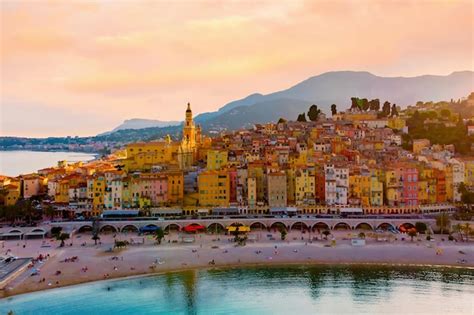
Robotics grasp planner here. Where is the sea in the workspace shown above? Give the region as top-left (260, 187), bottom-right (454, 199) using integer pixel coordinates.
top-left (1, 265), bottom-right (473, 314)
top-left (0, 151), bottom-right (97, 177)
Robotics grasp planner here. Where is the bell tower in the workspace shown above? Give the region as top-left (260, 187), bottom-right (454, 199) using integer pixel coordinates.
top-left (183, 102), bottom-right (196, 147)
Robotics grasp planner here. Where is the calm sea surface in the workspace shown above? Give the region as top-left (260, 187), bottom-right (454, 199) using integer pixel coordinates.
top-left (1, 265), bottom-right (473, 315)
top-left (0, 151), bottom-right (96, 177)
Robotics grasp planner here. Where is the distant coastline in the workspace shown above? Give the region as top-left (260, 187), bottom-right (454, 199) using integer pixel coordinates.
top-left (0, 151), bottom-right (98, 177)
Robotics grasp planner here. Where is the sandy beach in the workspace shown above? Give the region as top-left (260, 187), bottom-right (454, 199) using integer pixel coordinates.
top-left (1, 230), bottom-right (473, 298)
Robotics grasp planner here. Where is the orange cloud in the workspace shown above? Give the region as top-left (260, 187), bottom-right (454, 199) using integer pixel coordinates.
top-left (1, 0), bottom-right (472, 137)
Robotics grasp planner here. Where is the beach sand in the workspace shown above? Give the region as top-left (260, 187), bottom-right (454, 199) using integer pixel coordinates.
top-left (1, 230), bottom-right (473, 298)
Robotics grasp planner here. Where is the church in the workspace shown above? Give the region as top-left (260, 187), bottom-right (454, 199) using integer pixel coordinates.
top-left (178, 102), bottom-right (202, 170)
top-left (122, 102), bottom-right (202, 172)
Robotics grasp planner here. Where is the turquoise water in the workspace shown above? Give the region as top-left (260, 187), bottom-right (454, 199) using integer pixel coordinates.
top-left (0, 151), bottom-right (96, 176)
top-left (1, 266), bottom-right (473, 314)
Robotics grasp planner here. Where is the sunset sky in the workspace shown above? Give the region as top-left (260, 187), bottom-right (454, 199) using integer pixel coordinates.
top-left (1, 0), bottom-right (473, 137)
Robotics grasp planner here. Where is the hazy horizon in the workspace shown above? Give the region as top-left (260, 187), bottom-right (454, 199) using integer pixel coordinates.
top-left (1, 1), bottom-right (473, 137)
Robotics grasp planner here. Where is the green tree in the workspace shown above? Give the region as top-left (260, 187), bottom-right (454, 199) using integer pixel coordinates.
top-left (56, 233), bottom-right (70, 247)
top-left (350, 97), bottom-right (362, 110)
top-left (369, 99), bottom-right (380, 111)
top-left (307, 104), bottom-right (322, 121)
top-left (92, 234), bottom-right (100, 245)
top-left (435, 213), bottom-right (450, 234)
top-left (391, 104), bottom-right (398, 116)
top-left (415, 222), bottom-right (427, 234)
top-left (382, 101), bottom-right (391, 117)
top-left (280, 228), bottom-right (287, 241)
top-left (154, 228), bottom-right (165, 244)
top-left (43, 204), bottom-right (55, 220)
top-left (297, 113), bottom-right (307, 122)
top-left (331, 104), bottom-right (337, 116)
top-left (407, 230), bottom-right (417, 241)
top-left (51, 226), bottom-right (62, 238)
top-left (361, 98), bottom-right (370, 111)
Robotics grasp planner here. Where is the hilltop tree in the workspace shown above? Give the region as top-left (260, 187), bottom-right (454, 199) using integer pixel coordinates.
top-left (297, 113), bottom-right (307, 122)
top-left (391, 104), bottom-right (398, 117)
top-left (369, 99), bottom-right (380, 111)
top-left (331, 104), bottom-right (337, 116)
top-left (350, 97), bottom-right (359, 110)
top-left (307, 104), bottom-right (322, 121)
top-left (382, 101), bottom-right (391, 117)
top-left (361, 98), bottom-right (370, 111)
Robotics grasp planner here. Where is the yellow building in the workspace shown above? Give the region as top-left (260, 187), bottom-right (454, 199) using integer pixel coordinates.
top-left (2, 183), bottom-right (20, 206)
top-left (198, 170), bottom-right (230, 207)
top-left (91, 175), bottom-right (106, 215)
top-left (206, 150), bottom-right (228, 170)
top-left (413, 139), bottom-right (430, 154)
top-left (464, 159), bottom-right (474, 186)
top-left (166, 171), bottom-right (184, 205)
top-left (370, 172), bottom-right (383, 206)
top-left (349, 174), bottom-right (370, 206)
top-left (123, 139), bottom-right (179, 172)
top-left (295, 168), bottom-right (315, 204)
top-left (385, 169), bottom-right (401, 206)
top-left (418, 180), bottom-right (429, 204)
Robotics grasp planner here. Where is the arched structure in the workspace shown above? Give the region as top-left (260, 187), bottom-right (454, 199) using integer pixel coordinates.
top-left (249, 222), bottom-right (266, 230)
top-left (228, 222), bottom-right (244, 227)
top-left (291, 222), bottom-right (309, 231)
top-left (164, 223), bottom-right (181, 232)
top-left (121, 225), bottom-right (139, 233)
top-left (100, 225), bottom-right (118, 233)
top-left (312, 222), bottom-right (330, 232)
top-left (77, 225), bottom-right (93, 233)
top-left (270, 221), bottom-right (287, 231)
top-left (376, 222), bottom-right (396, 231)
top-left (354, 222), bottom-right (373, 230)
top-left (333, 222), bottom-right (351, 230)
top-left (207, 222), bottom-right (225, 233)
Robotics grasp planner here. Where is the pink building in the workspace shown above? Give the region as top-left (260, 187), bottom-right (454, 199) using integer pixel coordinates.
top-left (401, 167), bottom-right (418, 206)
top-left (139, 174), bottom-right (168, 206)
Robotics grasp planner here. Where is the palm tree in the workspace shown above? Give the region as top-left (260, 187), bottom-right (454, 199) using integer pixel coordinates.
top-left (56, 233), bottom-right (70, 247)
top-left (280, 229), bottom-right (287, 241)
top-left (154, 228), bottom-right (165, 244)
top-left (436, 213), bottom-right (450, 234)
top-left (43, 204), bottom-right (55, 220)
top-left (92, 234), bottom-right (100, 245)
